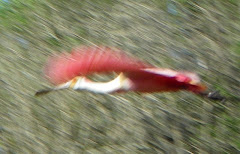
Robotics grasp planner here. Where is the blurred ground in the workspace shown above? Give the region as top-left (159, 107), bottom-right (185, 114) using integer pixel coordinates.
top-left (0, 0), bottom-right (240, 153)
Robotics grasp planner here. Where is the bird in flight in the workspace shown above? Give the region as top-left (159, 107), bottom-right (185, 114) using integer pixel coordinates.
top-left (35, 46), bottom-right (225, 101)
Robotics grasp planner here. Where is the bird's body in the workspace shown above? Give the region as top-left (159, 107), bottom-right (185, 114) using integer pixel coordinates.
top-left (65, 68), bottom-right (205, 94)
top-left (35, 46), bottom-right (209, 96)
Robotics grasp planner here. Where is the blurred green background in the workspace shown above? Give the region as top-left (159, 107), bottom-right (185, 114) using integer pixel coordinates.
top-left (0, 0), bottom-right (240, 153)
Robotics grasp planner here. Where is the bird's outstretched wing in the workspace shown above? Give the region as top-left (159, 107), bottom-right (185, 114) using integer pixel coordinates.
top-left (125, 68), bottom-right (207, 93)
top-left (44, 46), bottom-right (152, 84)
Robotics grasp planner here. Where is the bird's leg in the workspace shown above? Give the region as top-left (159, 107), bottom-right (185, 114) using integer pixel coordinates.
top-left (199, 90), bottom-right (226, 102)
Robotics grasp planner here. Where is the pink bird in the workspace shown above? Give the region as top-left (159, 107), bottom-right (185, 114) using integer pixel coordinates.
top-left (36, 46), bottom-right (225, 101)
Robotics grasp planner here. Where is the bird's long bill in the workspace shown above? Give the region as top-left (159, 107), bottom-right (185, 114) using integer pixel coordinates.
top-left (35, 80), bottom-right (72, 96)
top-left (35, 88), bottom-right (55, 96)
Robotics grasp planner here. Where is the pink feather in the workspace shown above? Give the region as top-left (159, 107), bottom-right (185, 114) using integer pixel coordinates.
top-left (44, 46), bottom-right (151, 84)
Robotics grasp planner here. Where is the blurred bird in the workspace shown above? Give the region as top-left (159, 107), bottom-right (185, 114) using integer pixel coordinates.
top-left (35, 46), bottom-right (225, 101)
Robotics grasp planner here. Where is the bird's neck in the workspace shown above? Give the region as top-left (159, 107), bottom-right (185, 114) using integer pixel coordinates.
top-left (72, 73), bottom-right (131, 93)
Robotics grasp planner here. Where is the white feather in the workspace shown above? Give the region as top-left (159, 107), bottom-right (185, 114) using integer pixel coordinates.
top-left (72, 74), bottom-right (131, 93)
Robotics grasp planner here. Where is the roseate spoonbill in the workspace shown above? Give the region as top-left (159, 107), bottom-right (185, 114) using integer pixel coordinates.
top-left (35, 46), bottom-right (225, 101)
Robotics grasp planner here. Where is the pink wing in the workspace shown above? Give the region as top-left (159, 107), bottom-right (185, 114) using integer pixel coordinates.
top-left (44, 46), bottom-right (152, 84)
top-left (125, 68), bottom-right (207, 93)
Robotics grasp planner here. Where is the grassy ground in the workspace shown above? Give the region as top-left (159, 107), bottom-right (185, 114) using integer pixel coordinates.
top-left (0, 0), bottom-right (240, 153)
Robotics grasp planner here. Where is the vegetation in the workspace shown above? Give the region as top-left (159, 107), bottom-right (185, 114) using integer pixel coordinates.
top-left (0, 0), bottom-right (239, 153)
